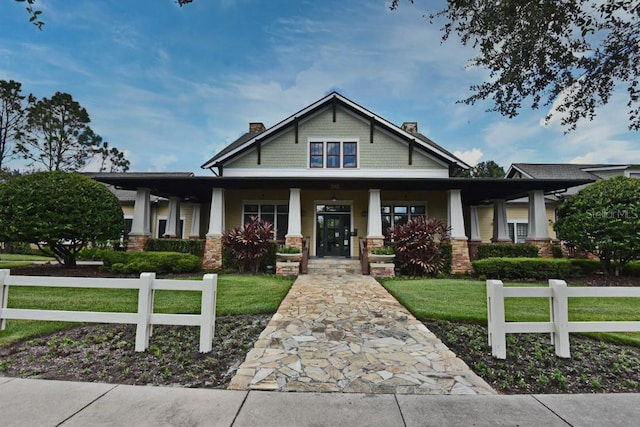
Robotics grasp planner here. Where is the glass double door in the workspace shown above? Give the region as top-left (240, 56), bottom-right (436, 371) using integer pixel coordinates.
top-left (316, 206), bottom-right (351, 257)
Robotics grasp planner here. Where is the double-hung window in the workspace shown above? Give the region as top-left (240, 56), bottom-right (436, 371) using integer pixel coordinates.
top-left (309, 140), bottom-right (358, 168)
top-left (243, 203), bottom-right (289, 241)
top-left (508, 221), bottom-right (528, 243)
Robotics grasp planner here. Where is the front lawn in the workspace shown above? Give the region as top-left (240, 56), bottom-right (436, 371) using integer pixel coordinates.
top-left (0, 274), bottom-right (292, 347)
top-left (380, 278), bottom-right (640, 346)
top-left (0, 254), bottom-right (55, 262)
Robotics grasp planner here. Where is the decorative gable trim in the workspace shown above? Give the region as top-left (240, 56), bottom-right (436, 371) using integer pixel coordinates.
top-left (201, 92), bottom-right (470, 170)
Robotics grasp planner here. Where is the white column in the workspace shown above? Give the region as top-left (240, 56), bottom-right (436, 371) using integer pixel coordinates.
top-left (285, 188), bottom-right (302, 238)
top-left (447, 189), bottom-right (467, 240)
top-left (367, 189), bottom-right (383, 238)
top-left (469, 206), bottom-right (481, 241)
top-left (130, 188), bottom-right (151, 236)
top-left (164, 197), bottom-right (181, 238)
top-left (189, 204), bottom-right (201, 239)
top-left (207, 188), bottom-right (225, 236)
top-left (527, 190), bottom-right (549, 239)
top-left (492, 200), bottom-right (510, 242)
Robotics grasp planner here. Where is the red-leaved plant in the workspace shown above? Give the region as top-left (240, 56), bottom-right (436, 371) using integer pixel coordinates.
top-left (387, 217), bottom-right (451, 276)
top-left (222, 217), bottom-right (274, 273)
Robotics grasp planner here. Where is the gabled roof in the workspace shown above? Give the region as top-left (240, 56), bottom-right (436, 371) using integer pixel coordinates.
top-left (201, 92), bottom-right (470, 170)
top-left (506, 163), bottom-right (602, 180)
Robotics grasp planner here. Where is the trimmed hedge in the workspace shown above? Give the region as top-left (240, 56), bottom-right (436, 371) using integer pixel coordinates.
top-left (476, 244), bottom-right (539, 259)
top-left (144, 238), bottom-right (205, 257)
top-left (622, 261), bottom-right (640, 277)
top-left (93, 250), bottom-right (201, 274)
top-left (472, 257), bottom-right (582, 280)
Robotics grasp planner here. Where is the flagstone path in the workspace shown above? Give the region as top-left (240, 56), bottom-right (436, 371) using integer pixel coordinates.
top-left (228, 273), bottom-right (495, 395)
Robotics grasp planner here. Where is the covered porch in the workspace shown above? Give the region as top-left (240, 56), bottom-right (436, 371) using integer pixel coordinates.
top-left (89, 174), bottom-right (593, 274)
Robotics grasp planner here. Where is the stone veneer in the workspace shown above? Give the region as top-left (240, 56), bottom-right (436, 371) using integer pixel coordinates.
top-left (202, 235), bottom-right (223, 270)
top-left (285, 235), bottom-right (303, 249)
top-left (366, 237), bottom-right (384, 255)
top-left (276, 261), bottom-right (300, 276)
top-left (526, 239), bottom-right (553, 258)
top-left (369, 262), bottom-right (395, 278)
top-left (126, 234), bottom-right (149, 252)
top-left (467, 240), bottom-right (482, 262)
top-left (450, 239), bottom-right (472, 274)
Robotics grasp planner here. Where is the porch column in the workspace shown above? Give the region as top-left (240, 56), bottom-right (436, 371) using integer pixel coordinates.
top-left (491, 200), bottom-right (511, 243)
top-left (468, 206), bottom-right (482, 261)
top-left (128, 188), bottom-right (151, 252)
top-left (526, 190), bottom-right (552, 257)
top-left (189, 204), bottom-right (201, 239)
top-left (285, 188), bottom-right (303, 248)
top-left (366, 189), bottom-right (384, 253)
top-left (203, 188), bottom-right (225, 269)
top-left (164, 197), bottom-right (181, 238)
top-left (447, 189), bottom-right (472, 274)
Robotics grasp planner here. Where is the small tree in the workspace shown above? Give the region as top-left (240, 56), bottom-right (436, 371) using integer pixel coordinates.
top-left (388, 217), bottom-right (451, 276)
top-left (222, 217), bottom-right (274, 274)
top-left (555, 176), bottom-right (640, 275)
top-left (0, 171), bottom-right (124, 267)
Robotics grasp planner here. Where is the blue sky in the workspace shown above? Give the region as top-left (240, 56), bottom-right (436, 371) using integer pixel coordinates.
top-left (2, 0), bottom-right (638, 174)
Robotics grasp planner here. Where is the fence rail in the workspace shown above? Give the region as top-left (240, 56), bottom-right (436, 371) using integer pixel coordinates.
top-left (486, 279), bottom-right (640, 359)
top-left (0, 269), bottom-right (217, 353)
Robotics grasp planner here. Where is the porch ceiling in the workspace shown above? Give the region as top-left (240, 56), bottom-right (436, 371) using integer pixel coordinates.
top-left (87, 173), bottom-right (594, 205)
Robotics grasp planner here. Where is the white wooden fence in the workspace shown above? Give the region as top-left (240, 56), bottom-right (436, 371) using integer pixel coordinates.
top-left (0, 269), bottom-right (217, 353)
top-left (486, 279), bottom-right (640, 359)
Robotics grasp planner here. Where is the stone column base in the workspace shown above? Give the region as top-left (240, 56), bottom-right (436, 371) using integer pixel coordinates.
top-left (450, 239), bottom-right (472, 274)
top-left (526, 238), bottom-right (553, 258)
top-left (369, 263), bottom-right (395, 278)
top-left (203, 235), bottom-right (223, 270)
top-left (127, 234), bottom-right (150, 252)
top-left (276, 261), bottom-right (300, 276)
top-left (285, 235), bottom-right (303, 249)
top-left (490, 239), bottom-right (513, 245)
top-left (467, 240), bottom-right (482, 262)
top-left (367, 237), bottom-right (385, 255)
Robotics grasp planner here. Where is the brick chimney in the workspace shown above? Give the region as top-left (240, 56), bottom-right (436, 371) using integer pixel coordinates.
top-left (401, 122), bottom-right (418, 133)
top-left (249, 122), bottom-right (266, 133)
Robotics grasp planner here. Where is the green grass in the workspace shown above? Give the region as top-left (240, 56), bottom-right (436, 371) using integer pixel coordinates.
top-left (0, 274), bottom-right (292, 346)
top-left (381, 278), bottom-right (640, 346)
top-left (0, 262), bottom-right (33, 269)
top-left (0, 254), bottom-right (55, 261)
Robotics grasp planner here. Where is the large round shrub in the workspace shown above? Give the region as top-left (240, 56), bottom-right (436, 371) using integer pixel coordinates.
top-left (555, 176), bottom-right (640, 275)
top-left (0, 171), bottom-right (123, 267)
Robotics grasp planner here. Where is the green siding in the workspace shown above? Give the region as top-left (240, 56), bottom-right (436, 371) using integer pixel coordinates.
top-left (225, 106), bottom-right (446, 171)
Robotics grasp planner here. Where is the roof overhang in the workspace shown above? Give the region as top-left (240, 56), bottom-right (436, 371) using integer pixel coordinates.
top-left (88, 173), bottom-right (593, 206)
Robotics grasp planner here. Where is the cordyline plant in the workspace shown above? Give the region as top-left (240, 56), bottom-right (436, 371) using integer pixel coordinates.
top-left (222, 217), bottom-right (273, 274)
top-left (387, 217), bottom-right (451, 276)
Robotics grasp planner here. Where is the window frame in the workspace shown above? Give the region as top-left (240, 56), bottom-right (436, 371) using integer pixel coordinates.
top-left (308, 139), bottom-right (359, 169)
top-left (507, 220), bottom-right (529, 244)
top-left (242, 201), bottom-right (289, 241)
top-left (381, 202), bottom-right (428, 231)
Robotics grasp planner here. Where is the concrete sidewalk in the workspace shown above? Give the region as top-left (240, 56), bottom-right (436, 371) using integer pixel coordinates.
top-left (1, 378), bottom-right (639, 426)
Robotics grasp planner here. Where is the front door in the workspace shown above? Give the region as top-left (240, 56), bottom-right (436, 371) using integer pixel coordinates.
top-left (316, 205), bottom-right (351, 257)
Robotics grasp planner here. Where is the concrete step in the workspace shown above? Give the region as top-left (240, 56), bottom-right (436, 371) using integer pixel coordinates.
top-left (307, 258), bottom-right (362, 275)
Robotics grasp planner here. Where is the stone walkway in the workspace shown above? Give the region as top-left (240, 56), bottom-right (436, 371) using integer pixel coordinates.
top-left (228, 273), bottom-right (495, 395)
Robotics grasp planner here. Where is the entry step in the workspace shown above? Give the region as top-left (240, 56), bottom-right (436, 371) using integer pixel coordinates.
top-left (306, 258), bottom-right (362, 275)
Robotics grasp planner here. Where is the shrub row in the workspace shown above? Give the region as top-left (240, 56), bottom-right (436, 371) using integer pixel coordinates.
top-left (476, 244), bottom-right (539, 259)
top-left (94, 250), bottom-right (201, 274)
top-left (144, 238), bottom-right (205, 257)
top-left (472, 258), bottom-right (583, 280)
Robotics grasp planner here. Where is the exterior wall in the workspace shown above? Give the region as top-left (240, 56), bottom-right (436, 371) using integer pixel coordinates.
top-left (475, 204), bottom-right (557, 243)
top-left (226, 106), bottom-right (446, 172)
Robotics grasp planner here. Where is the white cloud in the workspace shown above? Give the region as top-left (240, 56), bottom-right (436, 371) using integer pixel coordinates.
top-left (454, 148), bottom-right (483, 166)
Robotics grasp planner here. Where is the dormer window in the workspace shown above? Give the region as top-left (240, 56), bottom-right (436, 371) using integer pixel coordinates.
top-left (309, 140), bottom-right (358, 169)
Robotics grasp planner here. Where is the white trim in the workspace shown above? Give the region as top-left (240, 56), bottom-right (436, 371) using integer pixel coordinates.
top-left (507, 219), bottom-right (529, 244)
top-left (222, 168), bottom-right (449, 178)
top-left (156, 217), bottom-right (186, 238)
top-left (308, 138), bottom-right (360, 169)
top-left (202, 93), bottom-right (469, 169)
top-left (505, 164), bottom-right (533, 179)
top-left (582, 165), bottom-right (629, 172)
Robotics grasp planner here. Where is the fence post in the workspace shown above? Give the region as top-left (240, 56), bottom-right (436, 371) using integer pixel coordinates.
top-left (486, 279), bottom-right (507, 359)
top-left (135, 272), bottom-right (155, 352)
top-left (0, 269), bottom-right (8, 331)
top-left (199, 274), bottom-right (218, 352)
top-left (550, 279), bottom-right (571, 358)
